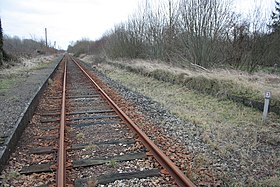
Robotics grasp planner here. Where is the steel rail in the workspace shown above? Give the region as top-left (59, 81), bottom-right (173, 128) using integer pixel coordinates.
top-left (57, 58), bottom-right (67, 186)
top-left (70, 57), bottom-right (196, 187)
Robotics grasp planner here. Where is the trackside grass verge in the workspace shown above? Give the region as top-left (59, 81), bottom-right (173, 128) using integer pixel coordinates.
top-left (29, 60), bottom-right (53, 71)
top-left (81, 57), bottom-right (280, 186)
top-left (0, 56), bottom-right (55, 94)
top-left (85, 56), bottom-right (280, 116)
top-left (0, 77), bottom-right (18, 94)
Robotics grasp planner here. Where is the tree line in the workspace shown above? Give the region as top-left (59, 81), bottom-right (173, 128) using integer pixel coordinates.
top-left (0, 18), bottom-right (58, 66)
top-left (3, 35), bottom-right (48, 57)
top-left (68, 0), bottom-right (280, 72)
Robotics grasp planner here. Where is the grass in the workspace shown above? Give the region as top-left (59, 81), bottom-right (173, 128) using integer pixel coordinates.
top-left (100, 65), bottom-right (276, 127)
top-left (30, 61), bottom-right (52, 71)
top-left (255, 175), bottom-right (280, 187)
top-left (93, 58), bottom-right (280, 114)
top-left (94, 63), bottom-right (280, 186)
top-left (4, 170), bottom-right (21, 181)
top-left (0, 78), bottom-right (18, 94)
top-left (0, 78), bottom-right (17, 89)
top-left (0, 57), bottom-right (54, 94)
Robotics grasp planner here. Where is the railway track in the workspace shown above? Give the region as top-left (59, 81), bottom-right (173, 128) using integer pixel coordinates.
top-left (1, 55), bottom-right (195, 186)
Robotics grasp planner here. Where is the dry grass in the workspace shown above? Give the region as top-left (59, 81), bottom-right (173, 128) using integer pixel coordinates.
top-left (88, 57), bottom-right (280, 103)
top-left (82, 56), bottom-right (280, 118)
top-left (116, 58), bottom-right (280, 98)
top-left (0, 55), bottom-right (55, 94)
top-left (92, 62), bottom-right (280, 186)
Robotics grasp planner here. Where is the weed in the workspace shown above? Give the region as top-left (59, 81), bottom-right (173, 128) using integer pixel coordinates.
top-left (6, 171), bottom-right (20, 180)
top-left (9, 95), bottom-right (19, 102)
top-left (76, 132), bottom-right (85, 140)
top-left (48, 78), bottom-right (54, 85)
top-left (85, 144), bottom-right (97, 151)
top-left (107, 159), bottom-right (118, 168)
top-left (193, 154), bottom-right (209, 168)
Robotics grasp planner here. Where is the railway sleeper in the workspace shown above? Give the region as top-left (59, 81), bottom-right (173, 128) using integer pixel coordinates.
top-left (30, 139), bottom-right (136, 154)
top-left (20, 151), bottom-right (148, 174)
top-left (74, 169), bottom-right (161, 186)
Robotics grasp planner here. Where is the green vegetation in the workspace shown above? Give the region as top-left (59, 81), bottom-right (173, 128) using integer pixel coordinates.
top-left (76, 132), bottom-right (85, 140)
top-left (6, 171), bottom-right (20, 181)
top-left (0, 170), bottom-right (22, 186)
top-left (0, 57), bottom-right (55, 96)
top-left (0, 77), bottom-right (17, 94)
top-left (85, 144), bottom-right (97, 151)
top-left (106, 159), bottom-right (118, 168)
top-left (30, 61), bottom-right (52, 71)
top-left (0, 18), bottom-right (11, 65)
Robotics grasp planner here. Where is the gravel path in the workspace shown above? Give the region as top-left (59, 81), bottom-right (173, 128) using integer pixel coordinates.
top-left (0, 55), bottom-right (62, 152)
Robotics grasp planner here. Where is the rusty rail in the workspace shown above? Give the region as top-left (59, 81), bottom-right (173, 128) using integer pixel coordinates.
top-left (70, 57), bottom-right (196, 187)
top-left (57, 59), bottom-right (67, 186)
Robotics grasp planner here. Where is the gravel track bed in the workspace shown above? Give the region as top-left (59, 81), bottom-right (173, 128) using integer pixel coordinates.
top-left (72, 127), bottom-right (133, 145)
top-left (66, 59), bottom-right (174, 186)
top-left (100, 176), bottom-right (170, 187)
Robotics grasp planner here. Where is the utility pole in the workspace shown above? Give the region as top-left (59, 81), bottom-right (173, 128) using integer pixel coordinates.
top-left (45, 28), bottom-right (48, 47)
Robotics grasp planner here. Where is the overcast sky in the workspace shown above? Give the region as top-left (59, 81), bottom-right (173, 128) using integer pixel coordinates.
top-left (0, 0), bottom-right (275, 50)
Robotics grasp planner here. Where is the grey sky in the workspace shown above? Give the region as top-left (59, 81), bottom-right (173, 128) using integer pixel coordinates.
top-left (0, 0), bottom-right (275, 50)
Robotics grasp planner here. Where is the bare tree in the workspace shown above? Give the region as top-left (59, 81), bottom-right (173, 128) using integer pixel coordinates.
top-left (267, 0), bottom-right (280, 68)
top-left (227, 0), bottom-right (275, 72)
top-left (224, 21), bottom-right (250, 69)
top-left (178, 0), bottom-right (235, 67)
top-left (80, 0), bottom-right (275, 72)
top-left (3, 34), bottom-right (55, 57)
top-left (269, 0), bottom-right (280, 32)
